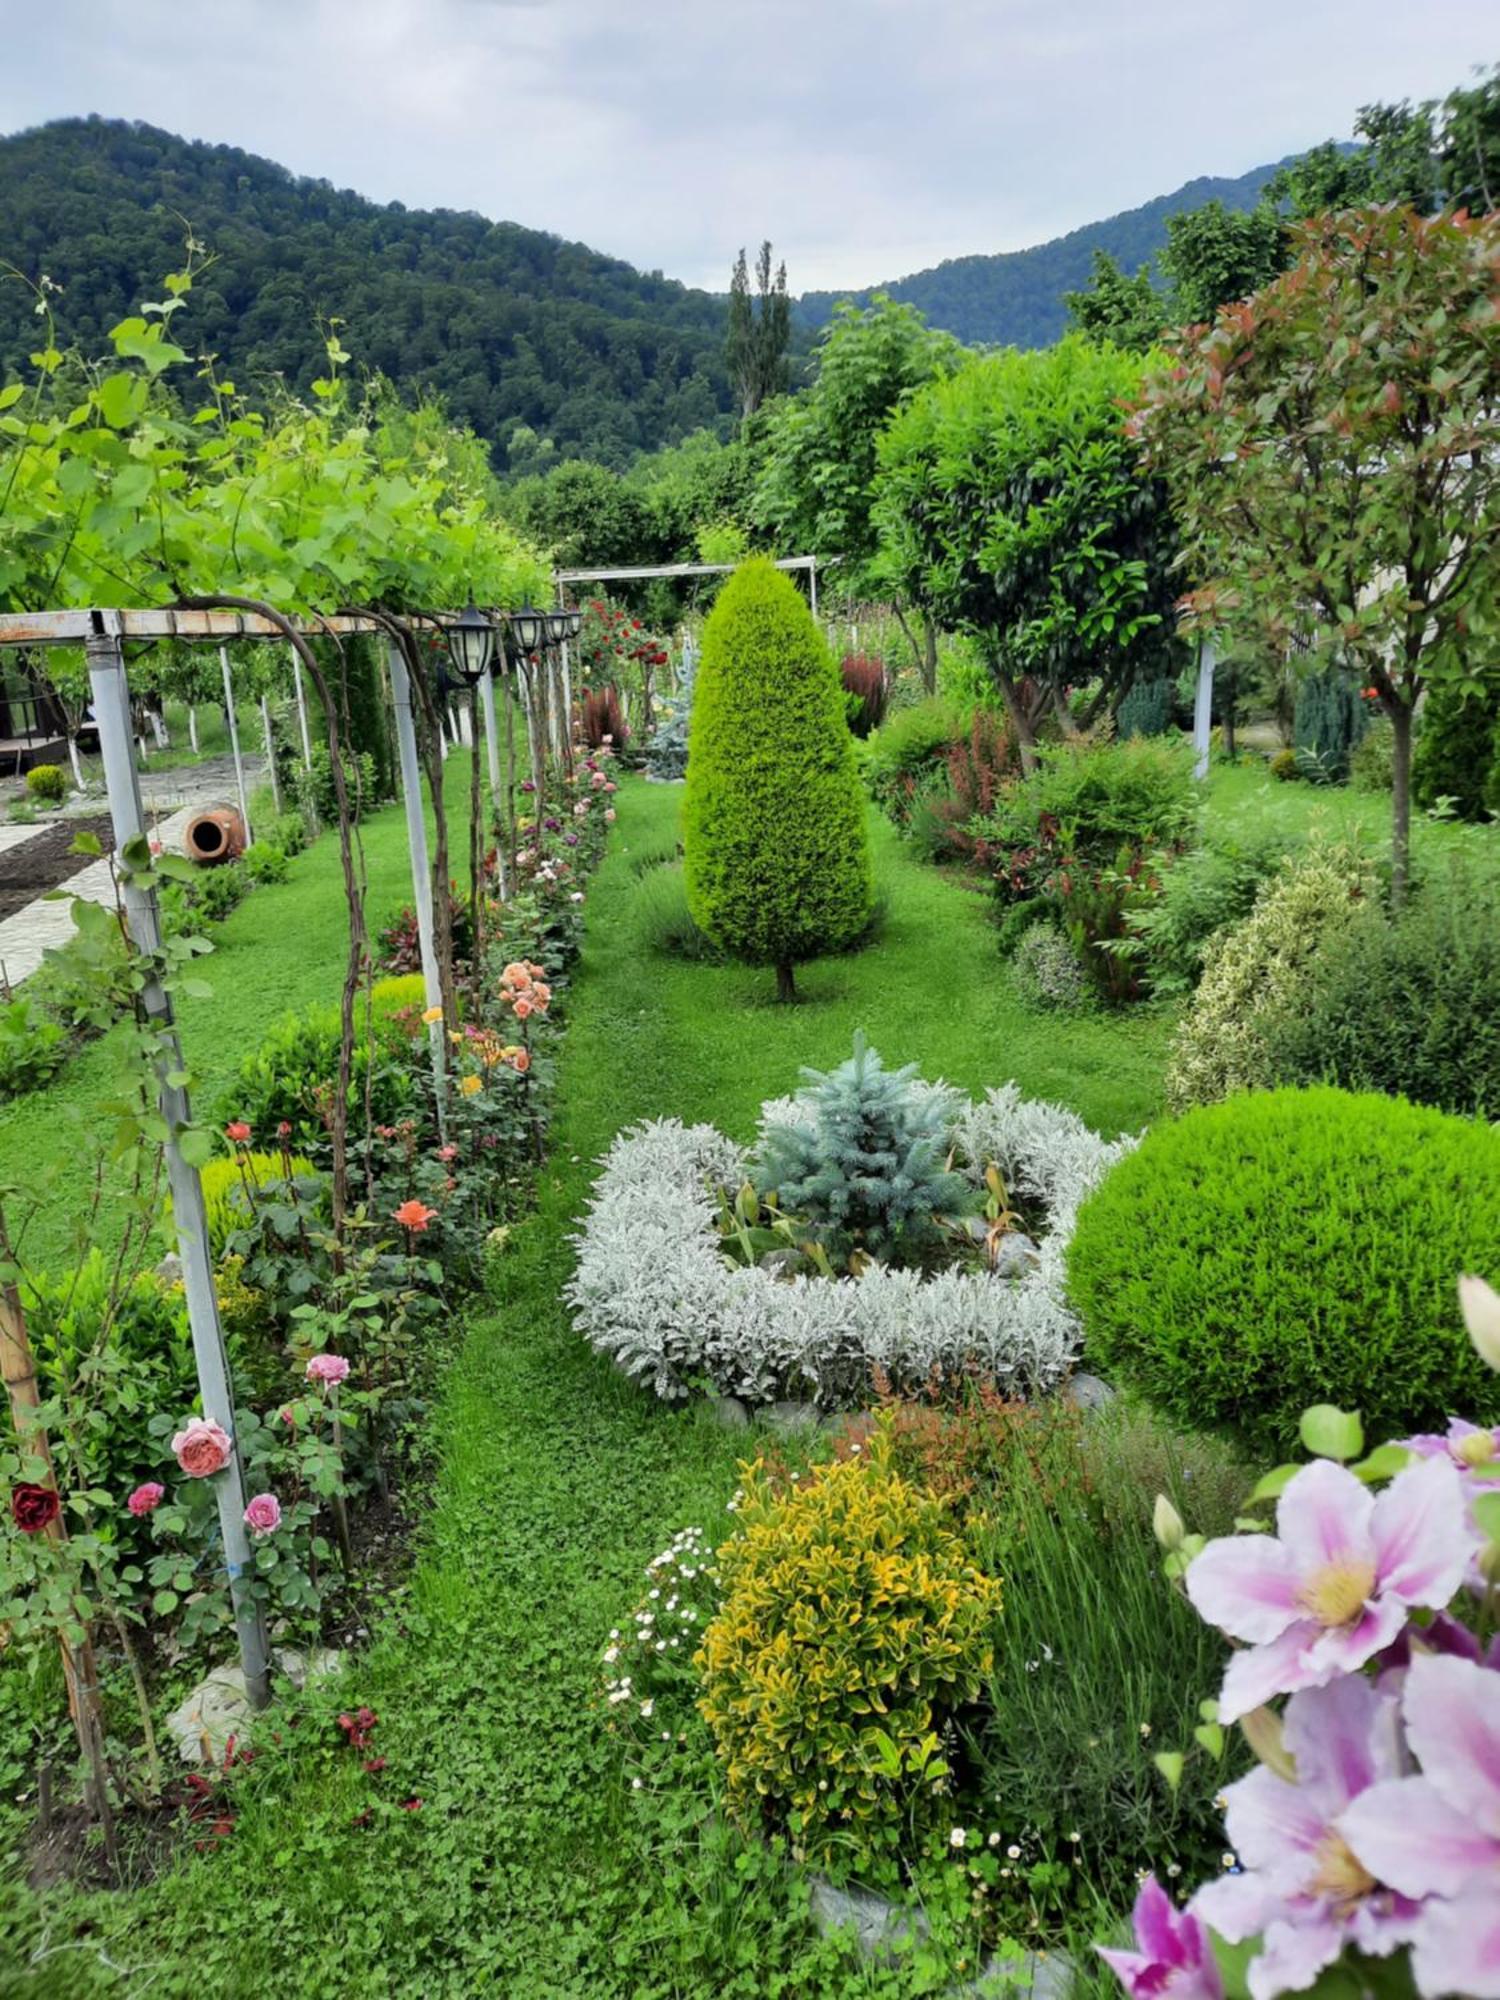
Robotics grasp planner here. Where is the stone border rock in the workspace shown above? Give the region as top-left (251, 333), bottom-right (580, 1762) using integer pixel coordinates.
top-left (568, 1082), bottom-right (1135, 1408)
top-left (809, 1876), bottom-right (1074, 1998)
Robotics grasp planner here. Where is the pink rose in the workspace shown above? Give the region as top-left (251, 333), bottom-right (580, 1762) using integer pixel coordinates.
top-left (604, 809), bottom-right (616, 823)
top-left (305, 1353), bottom-right (351, 1387)
top-left (590, 770), bottom-right (606, 789)
top-left (171, 1417), bottom-right (232, 1479)
top-left (604, 781), bottom-right (617, 794)
top-left (127, 1481), bottom-right (165, 1517)
top-left (243, 1493), bottom-right (282, 1538)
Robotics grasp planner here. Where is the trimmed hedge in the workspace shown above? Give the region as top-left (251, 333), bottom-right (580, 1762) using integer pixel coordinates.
top-left (1067, 1086), bottom-right (1500, 1454)
top-left (683, 559), bottom-right (872, 996)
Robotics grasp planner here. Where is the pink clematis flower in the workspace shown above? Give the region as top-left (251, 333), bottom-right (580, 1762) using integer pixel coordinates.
top-left (1340, 1653), bottom-right (1500, 2000)
top-left (1186, 1457), bottom-right (1473, 1721)
top-left (1402, 1416), bottom-right (1500, 1474)
top-left (1098, 1875), bottom-right (1223, 2000)
top-left (1192, 1678), bottom-right (1420, 2000)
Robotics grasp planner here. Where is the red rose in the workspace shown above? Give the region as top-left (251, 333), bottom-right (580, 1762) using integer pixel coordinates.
top-left (10, 1482), bottom-right (60, 1534)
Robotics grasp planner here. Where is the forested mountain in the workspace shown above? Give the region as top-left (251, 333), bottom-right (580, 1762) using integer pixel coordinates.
top-left (797, 159), bottom-right (1294, 346)
top-left (0, 117), bottom-right (743, 470)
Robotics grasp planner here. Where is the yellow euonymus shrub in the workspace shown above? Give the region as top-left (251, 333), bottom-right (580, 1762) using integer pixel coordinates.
top-left (695, 1424), bottom-right (1001, 1876)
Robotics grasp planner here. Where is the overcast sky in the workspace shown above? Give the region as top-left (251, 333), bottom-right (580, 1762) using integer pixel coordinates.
top-left (1, 1), bottom-right (1493, 293)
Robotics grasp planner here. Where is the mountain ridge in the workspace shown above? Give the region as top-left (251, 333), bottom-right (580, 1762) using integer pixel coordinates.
top-left (796, 157), bottom-right (1298, 347)
top-left (0, 117), bottom-right (1304, 464)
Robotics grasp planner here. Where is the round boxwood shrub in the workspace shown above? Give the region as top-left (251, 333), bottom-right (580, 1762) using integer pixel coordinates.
top-left (24, 762), bottom-right (66, 802)
top-left (1066, 1086), bottom-right (1500, 1454)
top-left (684, 557), bottom-right (872, 1001)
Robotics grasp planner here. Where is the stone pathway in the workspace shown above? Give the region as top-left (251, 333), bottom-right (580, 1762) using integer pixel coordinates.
top-left (0, 803), bottom-right (199, 988)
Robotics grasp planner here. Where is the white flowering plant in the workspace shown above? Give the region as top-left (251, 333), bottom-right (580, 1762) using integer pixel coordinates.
top-left (598, 1526), bottom-right (720, 1798)
top-left (569, 1081), bottom-right (1133, 1406)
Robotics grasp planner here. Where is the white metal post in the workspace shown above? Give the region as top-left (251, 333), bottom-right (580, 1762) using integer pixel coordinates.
top-left (291, 650), bottom-right (313, 770)
top-left (809, 561), bottom-right (818, 619)
top-left (86, 623), bottom-right (271, 1709)
top-left (479, 667), bottom-right (507, 900)
top-left (259, 696), bottom-right (281, 815)
top-left (187, 705), bottom-right (199, 755)
top-left (559, 638), bottom-right (574, 767)
top-left (480, 665), bottom-right (502, 800)
top-left (218, 646), bottom-right (252, 846)
top-left (386, 642), bottom-right (448, 1136)
top-left (1193, 641), bottom-right (1217, 782)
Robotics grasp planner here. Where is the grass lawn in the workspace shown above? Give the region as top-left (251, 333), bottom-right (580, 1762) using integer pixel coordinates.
top-left (0, 754), bottom-right (479, 1272)
top-left (1, 758), bottom-right (1485, 1997)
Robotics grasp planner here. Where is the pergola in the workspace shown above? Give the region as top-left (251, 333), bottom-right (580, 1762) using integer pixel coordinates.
top-left (0, 601), bottom-right (485, 1708)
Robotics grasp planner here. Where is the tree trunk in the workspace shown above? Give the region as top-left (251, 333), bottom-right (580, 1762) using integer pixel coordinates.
top-left (775, 961), bottom-right (797, 1004)
top-left (994, 673), bottom-right (1040, 773)
top-left (1390, 700), bottom-right (1414, 910)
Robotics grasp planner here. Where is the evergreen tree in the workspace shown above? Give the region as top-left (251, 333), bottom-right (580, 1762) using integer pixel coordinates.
top-left (754, 1034), bottom-right (970, 1264)
top-left (1414, 678), bottom-right (1500, 821)
top-left (683, 559), bottom-right (872, 1001)
top-left (725, 242), bottom-right (791, 419)
top-left (1293, 668), bottom-right (1366, 783)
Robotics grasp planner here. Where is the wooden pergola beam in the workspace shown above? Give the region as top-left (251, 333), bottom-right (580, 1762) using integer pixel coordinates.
top-left (0, 607), bottom-right (438, 648)
top-left (553, 556), bottom-right (822, 586)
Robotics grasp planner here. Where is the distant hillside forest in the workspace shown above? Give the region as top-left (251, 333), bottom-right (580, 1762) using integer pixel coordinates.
top-left (0, 117), bottom-right (750, 472)
top-left (797, 160), bottom-right (1291, 347)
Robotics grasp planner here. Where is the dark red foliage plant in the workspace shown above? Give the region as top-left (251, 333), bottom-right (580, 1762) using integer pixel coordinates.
top-left (581, 683), bottom-right (629, 752)
top-left (840, 654), bottom-right (890, 738)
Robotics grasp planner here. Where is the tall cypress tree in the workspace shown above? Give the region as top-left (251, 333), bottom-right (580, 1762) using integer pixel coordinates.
top-left (684, 559), bottom-right (872, 1002)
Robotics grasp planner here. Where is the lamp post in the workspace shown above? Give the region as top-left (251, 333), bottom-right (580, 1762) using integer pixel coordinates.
top-left (444, 605), bottom-right (498, 1014)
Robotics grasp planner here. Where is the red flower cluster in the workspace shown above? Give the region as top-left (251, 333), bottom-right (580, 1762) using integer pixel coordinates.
top-left (337, 1706), bottom-right (379, 1752)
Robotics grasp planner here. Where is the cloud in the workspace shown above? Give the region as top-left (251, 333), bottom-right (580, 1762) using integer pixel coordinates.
top-left (0, 0), bottom-right (1493, 291)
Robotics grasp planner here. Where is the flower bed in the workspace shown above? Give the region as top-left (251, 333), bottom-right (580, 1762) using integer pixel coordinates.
top-left (568, 1082), bottom-right (1132, 1405)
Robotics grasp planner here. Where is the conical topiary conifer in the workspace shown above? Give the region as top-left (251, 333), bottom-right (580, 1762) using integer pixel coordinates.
top-left (683, 558), bottom-right (872, 1000)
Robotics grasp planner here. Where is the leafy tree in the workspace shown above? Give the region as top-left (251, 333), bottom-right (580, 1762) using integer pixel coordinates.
top-left (1158, 200), bottom-right (1287, 324)
top-left (753, 296), bottom-right (961, 686)
top-left (726, 242), bottom-right (792, 419)
top-left (683, 559), bottom-right (872, 1001)
top-left (1063, 251), bottom-right (1166, 353)
top-left (1135, 205), bottom-right (1500, 903)
top-left (873, 337), bottom-right (1178, 765)
top-left (502, 460), bottom-right (659, 569)
top-left (1440, 65), bottom-right (1500, 212)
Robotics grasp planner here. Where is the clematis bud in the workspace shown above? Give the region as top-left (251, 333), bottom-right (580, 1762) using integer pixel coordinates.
top-left (1458, 1275), bottom-right (1500, 1371)
top-left (1153, 1495), bottom-right (1185, 1551)
top-left (1239, 1704), bottom-right (1298, 1783)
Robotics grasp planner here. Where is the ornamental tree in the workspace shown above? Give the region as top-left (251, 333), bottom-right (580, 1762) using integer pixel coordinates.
top-left (1134, 205), bottom-right (1500, 903)
top-left (683, 558), bottom-right (872, 1002)
top-left (753, 296), bottom-right (961, 686)
top-left (872, 336), bottom-right (1179, 765)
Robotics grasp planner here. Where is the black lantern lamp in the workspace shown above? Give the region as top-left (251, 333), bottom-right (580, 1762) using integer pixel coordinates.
top-left (445, 601), bottom-right (495, 686)
top-left (508, 604), bottom-right (546, 656)
top-left (544, 605), bottom-right (571, 647)
top-left (563, 606), bottom-right (583, 642)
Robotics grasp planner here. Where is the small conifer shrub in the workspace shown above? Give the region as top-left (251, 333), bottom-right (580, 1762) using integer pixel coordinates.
top-left (753, 1033), bottom-right (971, 1264)
top-left (683, 559), bottom-right (873, 1000)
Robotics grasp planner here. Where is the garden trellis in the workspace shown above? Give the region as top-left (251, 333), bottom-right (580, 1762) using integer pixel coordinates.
top-left (0, 598), bottom-right (520, 1709)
